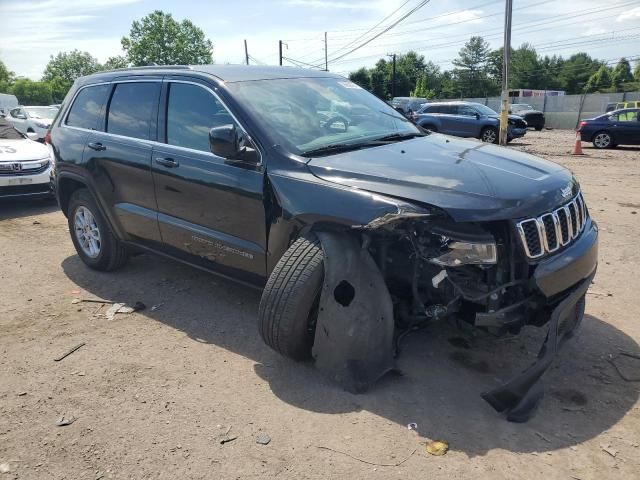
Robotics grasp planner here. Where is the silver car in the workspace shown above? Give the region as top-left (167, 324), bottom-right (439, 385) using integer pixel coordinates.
top-left (6, 106), bottom-right (58, 141)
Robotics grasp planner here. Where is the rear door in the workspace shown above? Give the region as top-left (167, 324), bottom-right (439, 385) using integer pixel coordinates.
top-left (82, 78), bottom-right (162, 245)
top-left (453, 105), bottom-right (479, 137)
top-left (436, 104), bottom-right (460, 135)
top-left (151, 78), bottom-right (267, 284)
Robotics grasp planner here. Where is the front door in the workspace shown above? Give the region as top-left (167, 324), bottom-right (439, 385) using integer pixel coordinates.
top-left (611, 109), bottom-right (640, 144)
top-left (152, 79), bottom-right (267, 285)
top-left (82, 79), bottom-right (162, 245)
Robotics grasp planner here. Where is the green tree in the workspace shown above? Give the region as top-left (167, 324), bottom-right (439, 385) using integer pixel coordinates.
top-left (103, 56), bottom-right (129, 70)
top-left (635, 61), bottom-right (640, 81)
top-left (11, 79), bottom-right (53, 105)
top-left (369, 59), bottom-right (388, 99)
top-left (558, 53), bottom-right (602, 93)
top-left (42, 50), bottom-right (101, 102)
top-left (611, 58), bottom-right (634, 90)
top-left (411, 75), bottom-right (435, 98)
top-left (452, 36), bottom-right (493, 97)
top-left (121, 10), bottom-right (213, 66)
top-left (0, 60), bottom-right (16, 93)
top-left (585, 65), bottom-right (612, 93)
top-left (348, 67), bottom-right (370, 89)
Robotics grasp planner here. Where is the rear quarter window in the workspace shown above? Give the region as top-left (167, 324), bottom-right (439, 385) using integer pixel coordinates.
top-left (66, 84), bottom-right (110, 130)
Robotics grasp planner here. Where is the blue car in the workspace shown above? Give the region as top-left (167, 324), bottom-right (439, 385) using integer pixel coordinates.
top-left (578, 108), bottom-right (640, 149)
top-left (414, 101), bottom-right (527, 144)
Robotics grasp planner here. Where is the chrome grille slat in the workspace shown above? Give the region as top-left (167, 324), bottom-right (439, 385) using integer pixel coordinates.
top-left (516, 193), bottom-right (589, 260)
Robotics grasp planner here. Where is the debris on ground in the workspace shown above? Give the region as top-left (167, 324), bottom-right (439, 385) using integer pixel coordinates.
top-left (407, 422), bottom-right (418, 430)
top-left (105, 302), bottom-right (146, 320)
top-left (17, 392), bottom-right (27, 396)
top-left (425, 440), bottom-right (449, 456)
top-left (53, 342), bottom-right (86, 362)
top-left (220, 437), bottom-right (237, 445)
top-left (0, 463), bottom-right (10, 473)
top-left (151, 303), bottom-right (164, 311)
top-left (256, 433), bottom-right (271, 445)
top-left (600, 444), bottom-right (618, 458)
top-left (55, 415), bottom-right (77, 427)
top-left (607, 351), bottom-right (640, 382)
top-left (316, 446), bottom-right (416, 466)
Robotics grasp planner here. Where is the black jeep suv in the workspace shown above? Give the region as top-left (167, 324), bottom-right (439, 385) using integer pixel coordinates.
top-left (51, 66), bottom-right (598, 421)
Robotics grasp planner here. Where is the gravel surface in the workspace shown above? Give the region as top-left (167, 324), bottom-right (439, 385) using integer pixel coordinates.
top-left (1, 129), bottom-right (639, 479)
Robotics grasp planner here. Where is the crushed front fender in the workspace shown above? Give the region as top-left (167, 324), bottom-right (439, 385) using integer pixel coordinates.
top-left (312, 231), bottom-right (396, 393)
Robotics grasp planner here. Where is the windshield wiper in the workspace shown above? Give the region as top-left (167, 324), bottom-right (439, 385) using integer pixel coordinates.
top-left (374, 132), bottom-right (425, 142)
top-left (300, 142), bottom-right (381, 157)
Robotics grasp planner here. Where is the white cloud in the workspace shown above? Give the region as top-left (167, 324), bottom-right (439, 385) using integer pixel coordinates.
top-left (434, 9), bottom-right (483, 25)
top-left (283, 0), bottom-right (373, 9)
top-left (616, 6), bottom-right (640, 22)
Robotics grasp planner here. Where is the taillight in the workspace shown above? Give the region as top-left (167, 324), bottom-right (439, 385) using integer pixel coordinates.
top-left (44, 130), bottom-right (52, 144)
top-left (578, 121), bottom-right (587, 129)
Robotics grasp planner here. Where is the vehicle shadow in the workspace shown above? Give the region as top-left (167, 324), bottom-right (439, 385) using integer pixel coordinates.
top-left (583, 145), bottom-right (640, 152)
top-left (61, 252), bottom-right (639, 457)
top-left (0, 197), bottom-right (58, 220)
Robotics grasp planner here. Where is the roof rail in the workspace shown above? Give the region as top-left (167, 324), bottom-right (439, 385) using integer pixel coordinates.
top-left (104, 65), bottom-right (193, 72)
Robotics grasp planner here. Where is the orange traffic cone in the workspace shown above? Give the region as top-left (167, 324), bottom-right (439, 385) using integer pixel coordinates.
top-left (571, 131), bottom-right (584, 155)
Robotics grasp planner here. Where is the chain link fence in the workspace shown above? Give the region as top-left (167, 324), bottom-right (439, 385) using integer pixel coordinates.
top-left (431, 92), bottom-right (640, 129)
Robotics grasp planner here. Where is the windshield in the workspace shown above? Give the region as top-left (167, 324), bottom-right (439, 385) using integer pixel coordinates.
top-left (227, 77), bottom-right (420, 155)
top-left (474, 104), bottom-right (498, 116)
top-left (513, 104), bottom-right (533, 111)
top-left (24, 107), bottom-right (57, 119)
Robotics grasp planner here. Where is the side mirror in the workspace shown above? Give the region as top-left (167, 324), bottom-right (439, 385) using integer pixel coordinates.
top-left (475, 113), bottom-right (481, 119)
top-left (26, 132), bottom-right (39, 141)
top-left (16, 114), bottom-right (27, 120)
top-left (209, 124), bottom-right (240, 158)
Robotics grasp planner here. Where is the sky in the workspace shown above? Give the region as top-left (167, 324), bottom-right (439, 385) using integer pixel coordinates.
top-left (1, 0), bottom-right (639, 80)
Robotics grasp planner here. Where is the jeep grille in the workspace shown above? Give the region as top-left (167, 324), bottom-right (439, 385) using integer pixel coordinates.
top-left (516, 193), bottom-right (588, 259)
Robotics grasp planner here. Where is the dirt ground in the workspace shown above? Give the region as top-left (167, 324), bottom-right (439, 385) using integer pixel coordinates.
top-left (1, 129), bottom-right (639, 480)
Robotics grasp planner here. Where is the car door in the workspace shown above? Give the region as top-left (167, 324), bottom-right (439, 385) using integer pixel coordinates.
top-left (612, 109), bottom-right (640, 144)
top-left (151, 78), bottom-right (267, 284)
top-left (454, 105), bottom-right (479, 137)
top-left (82, 78), bottom-right (162, 245)
top-left (436, 104), bottom-right (460, 135)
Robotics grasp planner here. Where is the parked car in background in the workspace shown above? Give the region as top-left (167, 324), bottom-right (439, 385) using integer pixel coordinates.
top-left (605, 101), bottom-right (640, 112)
top-left (414, 101), bottom-right (527, 143)
top-left (510, 103), bottom-right (545, 130)
top-left (391, 96), bottom-right (429, 115)
top-left (0, 93), bottom-right (19, 118)
top-left (0, 118), bottom-right (54, 199)
top-left (5, 106), bottom-right (58, 141)
top-left (51, 66), bottom-right (597, 422)
top-left (578, 108), bottom-right (640, 149)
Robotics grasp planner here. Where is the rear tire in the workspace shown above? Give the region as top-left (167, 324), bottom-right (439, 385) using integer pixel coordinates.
top-left (258, 234), bottom-right (324, 360)
top-left (67, 188), bottom-right (129, 271)
top-left (592, 131), bottom-right (613, 149)
top-left (535, 125), bottom-right (543, 131)
top-left (480, 126), bottom-right (498, 144)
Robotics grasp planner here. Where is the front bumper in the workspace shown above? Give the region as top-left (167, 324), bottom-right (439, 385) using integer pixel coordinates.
top-left (508, 127), bottom-right (527, 139)
top-left (0, 167), bottom-right (54, 199)
top-left (480, 221), bottom-right (598, 421)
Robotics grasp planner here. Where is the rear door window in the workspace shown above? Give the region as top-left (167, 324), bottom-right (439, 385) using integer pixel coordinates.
top-left (66, 84), bottom-right (110, 130)
top-left (165, 82), bottom-right (235, 153)
top-left (106, 82), bottom-right (160, 140)
top-left (440, 105), bottom-right (456, 114)
top-left (457, 105), bottom-right (477, 117)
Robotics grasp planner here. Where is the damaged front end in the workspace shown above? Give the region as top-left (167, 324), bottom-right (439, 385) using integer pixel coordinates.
top-left (311, 201), bottom-right (597, 422)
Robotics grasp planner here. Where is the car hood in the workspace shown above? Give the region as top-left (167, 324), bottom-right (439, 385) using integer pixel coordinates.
top-left (0, 139), bottom-right (51, 162)
top-left (306, 134), bottom-right (577, 222)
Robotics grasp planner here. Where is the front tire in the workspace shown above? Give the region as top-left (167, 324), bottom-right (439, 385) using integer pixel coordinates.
top-left (480, 126), bottom-right (498, 144)
top-left (258, 234), bottom-right (324, 360)
top-left (592, 131), bottom-right (613, 149)
top-left (67, 188), bottom-right (129, 271)
top-left (535, 125), bottom-right (543, 131)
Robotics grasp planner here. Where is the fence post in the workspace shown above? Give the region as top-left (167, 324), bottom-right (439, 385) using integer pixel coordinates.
top-left (542, 92), bottom-right (547, 113)
top-left (575, 92), bottom-right (587, 130)
top-left (485, 97), bottom-right (489, 106)
top-left (622, 91), bottom-right (627, 102)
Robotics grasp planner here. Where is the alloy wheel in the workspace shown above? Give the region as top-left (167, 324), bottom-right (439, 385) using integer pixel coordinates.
top-left (74, 206), bottom-right (102, 258)
top-left (593, 133), bottom-right (611, 149)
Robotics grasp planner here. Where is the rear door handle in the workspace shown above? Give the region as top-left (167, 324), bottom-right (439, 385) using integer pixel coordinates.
top-left (155, 157), bottom-right (179, 168)
top-left (87, 142), bottom-right (106, 151)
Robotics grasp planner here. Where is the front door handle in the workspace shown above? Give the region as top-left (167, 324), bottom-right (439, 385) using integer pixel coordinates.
top-left (155, 157), bottom-right (179, 168)
top-left (87, 142), bottom-right (106, 151)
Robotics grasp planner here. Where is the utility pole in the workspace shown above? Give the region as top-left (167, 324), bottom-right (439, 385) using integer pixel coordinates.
top-left (324, 32), bottom-right (328, 71)
top-left (279, 40), bottom-right (283, 66)
top-left (244, 39), bottom-right (249, 66)
top-left (499, 0), bottom-right (513, 146)
top-left (387, 54), bottom-right (397, 98)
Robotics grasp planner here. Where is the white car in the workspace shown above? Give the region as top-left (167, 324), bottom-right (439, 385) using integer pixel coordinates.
top-left (6, 106), bottom-right (58, 141)
top-left (0, 118), bottom-right (54, 199)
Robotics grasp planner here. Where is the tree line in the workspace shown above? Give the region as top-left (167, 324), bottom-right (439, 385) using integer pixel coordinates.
top-left (0, 10), bottom-right (213, 105)
top-left (348, 36), bottom-right (640, 99)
